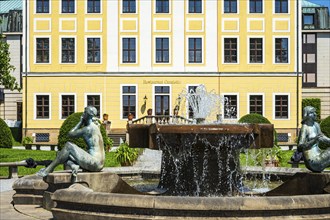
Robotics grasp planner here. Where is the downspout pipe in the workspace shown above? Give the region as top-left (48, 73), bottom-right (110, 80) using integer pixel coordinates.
top-left (296, 0), bottom-right (300, 137)
top-left (24, 0), bottom-right (28, 136)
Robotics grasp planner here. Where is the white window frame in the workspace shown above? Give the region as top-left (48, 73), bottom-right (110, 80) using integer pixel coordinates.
top-left (34, 36), bottom-right (51, 64)
top-left (186, 36), bottom-right (204, 64)
top-left (222, 0), bottom-right (239, 14)
top-left (85, 36), bottom-right (102, 64)
top-left (59, 93), bottom-right (77, 120)
top-left (59, 36), bottom-right (77, 64)
top-left (59, 0), bottom-right (77, 14)
top-left (273, 0), bottom-right (290, 14)
top-left (154, 0), bottom-right (171, 14)
top-left (35, 0), bottom-right (51, 14)
top-left (273, 93), bottom-right (290, 120)
top-left (187, 0), bottom-right (204, 14)
top-left (120, 35), bottom-right (138, 64)
top-left (273, 36), bottom-right (290, 64)
top-left (247, 0), bottom-right (264, 14)
top-left (247, 93), bottom-right (265, 116)
top-left (222, 93), bottom-right (239, 121)
top-left (153, 36), bottom-right (171, 65)
top-left (34, 93), bottom-right (52, 120)
top-left (222, 36), bottom-right (239, 64)
top-left (121, 0), bottom-right (138, 14)
top-left (152, 84), bottom-right (172, 115)
top-left (120, 84), bottom-right (138, 120)
top-left (85, 0), bottom-right (102, 14)
top-left (84, 93), bottom-right (102, 119)
top-left (247, 36), bottom-right (265, 64)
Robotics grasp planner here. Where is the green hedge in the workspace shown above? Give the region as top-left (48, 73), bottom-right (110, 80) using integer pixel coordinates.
top-left (57, 112), bottom-right (108, 151)
top-left (0, 118), bottom-right (13, 148)
top-left (239, 113), bottom-right (277, 146)
top-left (320, 116), bottom-right (330, 149)
top-left (302, 98), bottom-right (321, 121)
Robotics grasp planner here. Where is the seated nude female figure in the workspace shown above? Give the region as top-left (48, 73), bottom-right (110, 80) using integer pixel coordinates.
top-left (37, 106), bottom-right (105, 177)
top-left (298, 106), bottom-right (330, 172)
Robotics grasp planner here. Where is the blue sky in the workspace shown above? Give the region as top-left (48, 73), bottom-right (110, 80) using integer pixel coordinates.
top-left (307, 0), bottom-right (330, 9)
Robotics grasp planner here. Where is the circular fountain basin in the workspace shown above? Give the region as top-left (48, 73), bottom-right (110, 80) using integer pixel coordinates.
top-left (46, 172), bottom-right (330, 220)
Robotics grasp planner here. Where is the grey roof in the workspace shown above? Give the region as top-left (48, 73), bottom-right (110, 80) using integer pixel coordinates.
top-left (301, 0), bottom-right (323, 7)
top-left (0, 0), bottom-right (22, 14)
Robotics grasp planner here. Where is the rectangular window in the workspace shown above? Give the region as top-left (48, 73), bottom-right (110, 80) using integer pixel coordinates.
top-left (249, 0), bottom-right (262, 13)
top-left (122, 86), bottom-right (136, 119)
top-left (61, 38), bottom-right (75, 63)
top-left (36, 38), bottom-right (50, 63)
top-left (87, 95), bottom-right (100, 118)
top-left (275, 95), bottom-right (288, 119)
top-left (123, 38), bottom-right (136, 63)
top-left (189, 0), bottom-right (202, 13)
top-left (303, 14), bottom-right (314, 25)
top-left (249, 38), bottom-right (263, 63)
top-left (61, 95), bottom-right (75, 119)
top-left (62, 0), bottom-right (75, 13)
top-left (224, 95), bottom-right (237, 119)
top-left (224, 38), bottom-right (237, 63)
top-left (188, 86), bottom-right (198, 119)
top-left (189, 38), bottom-right (202, 63)
top-left (87, 0), bottom-right (101, 13)
top-left (36, 0), bottom-right (49, 13)
top-left (303, 72), bottom-right (316, 84)
top-left (156, 38), bottom-right (169, 63)
top-left (36, 95), bottom-right (50, 119)
top-left (249, 95), bottom-right (263, 115)
top-left (156, 0), bottom-right (169, 13)
top-left (275, 38), bottom-right (288, 63)
top-left (87, 38), bottom-right (100, 63)
top-left (17, 102), bottom-right (22, 121)
top-left (155, 86), bottom-right (170, 116)
top-left (275, 0), bottom-right (288, 13)
top-left (123, 0), bottom-right (136, 13)
top-left (224, 0), bottom-right (237, 13)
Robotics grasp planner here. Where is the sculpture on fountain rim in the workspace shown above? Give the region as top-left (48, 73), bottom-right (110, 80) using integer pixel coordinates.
top-left (37, 106), bottom-right (105, 177)
top-left (298, 106), bottom-right (330, 172)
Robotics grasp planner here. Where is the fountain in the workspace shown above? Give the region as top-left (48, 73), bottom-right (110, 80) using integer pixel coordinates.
top-left (11, 86), bottom-right (330, 219)
top-left (128, 85), bottom-right (273, 196)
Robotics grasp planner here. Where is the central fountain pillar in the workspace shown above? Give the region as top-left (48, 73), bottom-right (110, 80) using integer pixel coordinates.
top-left (128, 123), bottom-right (274, 196)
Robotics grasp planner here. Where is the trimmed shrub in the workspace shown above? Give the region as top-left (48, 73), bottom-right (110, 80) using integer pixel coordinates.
top-left (57, 112), bottom-right (108, 151)
top-left (238, 113), bottom-right (277, 145)
top-left (302, 98), bottom-right (321, 122)
top-left (238, 113), bottom-right (271, 124)
top-left (239, 114), bottom-right (280, 166)
top-left (0, 118), bottom-right (13, 148)
top-left (320, 116), bottom-right (330, 149)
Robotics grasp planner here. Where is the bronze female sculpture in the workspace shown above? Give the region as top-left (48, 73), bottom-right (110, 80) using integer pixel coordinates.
top-left (298, 106), bottom-right (330, 172)
top-left (37, 106), bottom-right (105, 177)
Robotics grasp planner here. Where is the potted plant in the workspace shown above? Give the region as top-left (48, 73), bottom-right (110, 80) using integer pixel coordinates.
top-left (114, 143), bottom-right (139, 166)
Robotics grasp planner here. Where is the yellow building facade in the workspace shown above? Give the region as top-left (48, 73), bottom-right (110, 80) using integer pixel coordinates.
top-left (24, 0), bottom-right (301, 143)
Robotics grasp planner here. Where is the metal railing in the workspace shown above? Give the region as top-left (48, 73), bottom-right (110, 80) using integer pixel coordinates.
top-left (130, 115), bottom-right (193, 125)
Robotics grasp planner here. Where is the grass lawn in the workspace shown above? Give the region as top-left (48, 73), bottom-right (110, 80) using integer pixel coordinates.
top-left (0, 148), bottom-right (120, 178)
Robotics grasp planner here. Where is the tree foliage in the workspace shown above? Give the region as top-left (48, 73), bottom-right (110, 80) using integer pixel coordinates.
top-left (0, 33), bottom-right (21, 91)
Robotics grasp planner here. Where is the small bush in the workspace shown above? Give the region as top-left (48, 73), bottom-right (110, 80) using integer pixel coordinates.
top-left (22, 136), bottom-right (33, 146)
top-left (0, 118), bottom-right (13, 148)
top-left (114, 143), bottom-right (139, 166)
top-left (320, 116), bottom-right (330, 149)
top-left (57, 112), bottom-right (108, 151)
top-left (238, 113), bottom-right (271, 124)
